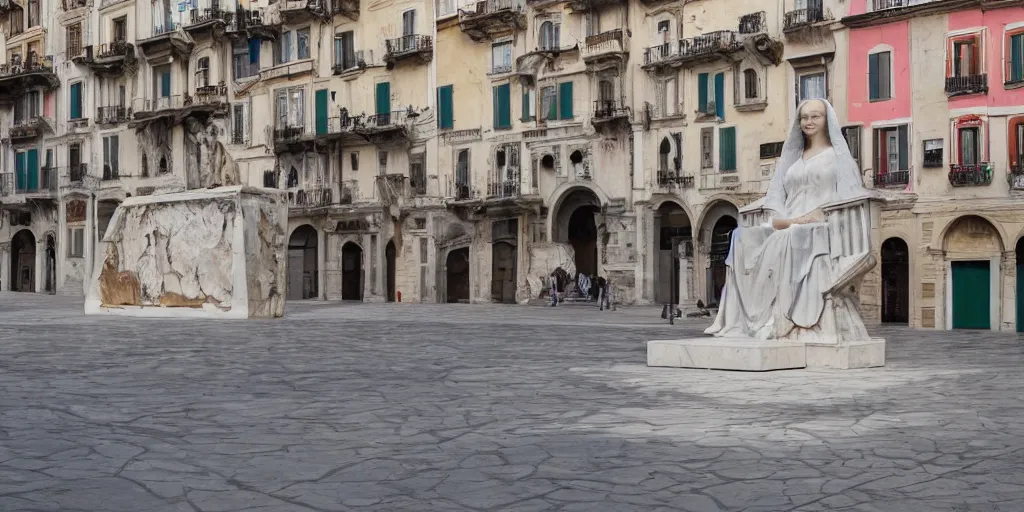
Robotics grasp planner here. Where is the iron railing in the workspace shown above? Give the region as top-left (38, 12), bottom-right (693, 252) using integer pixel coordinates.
top-left (738, 11), bottom-right (766, 34)
top-left (133, 96), bottom-right (182, 112)
top-left (644, 31), bottom-right (738, 65)
top-left (948, 163), bottom-right (992, 187)
top-left (873, 170), bottom-right (910, 188)
top-left (96, 41), bottom-right (133, 59)
top-left (192, 83), bottom-right (228, 104)
top-left (9, 117), bottom-right (45, 140)
top-left (96, 105), bottom-right (129, 124)
top-left (0, 168), bottom-right (58, 195)
top-left (64, 163), bottom-right (88, 184)
top-left (487, 178), bottom-right (521, 198)
top-left (385, 35), bottom-right (432, 57)
top-left (644, 43), bottom-right (677, 65)
top-left (1010, 164), bottom-right (1024, 190)
top-left (945, 74), bottom-right (987, 96)
top-left (63, 0), bottom-right (88, 9)
top-left (0, 55), bottom-right (54, 76)
top-left (657, 170), bottom-right (694, 188)
top-left (274, 125), bottom-right (307, 141)
top-left (188, 7), bottom-right (231, 26)
top-left (783, 8), bottom-right (825, 30)
top-left (593, 99), bottom-right (628, 119)
top-left (102, 165), bottom-right (120, 181)
top-left (872, 0), bottom-right (908, 10)
top-left (460, 0), bottom-right (522, 16)
top-left (362, 110), bottom-right (408, 128)
top-left (292, 187), bottom-right (333, 208)
top-left (923, 152), bottom-right (944, 168)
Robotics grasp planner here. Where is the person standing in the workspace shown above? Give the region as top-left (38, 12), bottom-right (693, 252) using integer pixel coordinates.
top-left (549, 271), bottom-right (559, 307)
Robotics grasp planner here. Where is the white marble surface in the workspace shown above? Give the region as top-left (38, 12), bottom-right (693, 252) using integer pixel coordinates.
top-left (647, 338), bottom-right (807, 371)
top-left (805, 338), bottom-right (887, 369)
top-left (85, 186), bottom-right (287, 319)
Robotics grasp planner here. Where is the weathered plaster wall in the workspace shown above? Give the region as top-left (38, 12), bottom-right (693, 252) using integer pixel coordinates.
top-left (847, 22), bottom-right (912, 124)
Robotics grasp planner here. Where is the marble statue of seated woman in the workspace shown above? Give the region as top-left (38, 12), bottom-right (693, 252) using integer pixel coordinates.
top-left (705, 99), bottom-right (873, 343)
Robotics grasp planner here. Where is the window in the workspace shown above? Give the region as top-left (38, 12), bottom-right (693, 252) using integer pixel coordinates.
top-left (402, 10), bottom-right (415, 36)
top-left (521, 87), bottom-right (536, 121)
top-left (378, 151), bottom-right (388, 174)
top-left (743, 68), bottom-right (758, 99)
top-left (799, 71), bottom-right (826, 102)
top-left (950, 36), bottom-right (980, 77)
top-left (69, 82), bottom-right (83, 120)
top-left (698, 72), bottom-right (725, 118)
top-left (275, 87), bottom-right (306, 129)
top-left (493, 83), bottom-right (511, 129)
top-left (437, 85), bottom-right (454, 129)
top-left (719, 127), bottom-right (737, 171)
top-left (436, 0), bottom-right (455, 17)
top-left (873, 125), bottom-right (909, 175)
top-left (233, 40), bottom-right (259, 79)
top-left (659, 78), bottom-right (678, 117)
top-left (154, 65), bottom-right (171, 107)
top-left (491, 41), bottom-right (512, 74)
top-left (113, 16), bottom-right (127, 42)
top-left (67, 24), bottom-right (82, 58)
top-left (276, 31), bottom-right (294, 64)
top-left (842, 126), bottom-right (862, 170)
top-left (923, 139), bottom-right (944, 168)
top-left (67, 228), bottom-right (84, 258)
top-left (196, 57), bottom-right (210, 88)
top-left (410, 154), bottom-right (425, 195)
top-left (585, 11), bottom-right (600, 37)
top-left (27, 0), bottom-right (39, 28)
top-left (103, 135), bottom-right (119, 179)
top-left (1007, 31), bottom-right (1024, 85)
top-left (334, 31), bottom-right (356, 70)
top-left (657, 20), bottom-right (670, 42)
top-left (539, 20), bottom-right (560, 51)
top-left (598, 80), bottom-right (614, 103)
top-left (1010, 119), bottom-right (1024, 171)
top-left (541, 85), bottom-right (556, 120)
top-left (700, 127), bottom-right (714, 169)
top-left (869, 51), bottom-right (892, 100)
top-left (456, 149), bottom-right (470, 192)
top-left (297, 28), bottom-right (311, 59)
top-left (659, 137), bottom-right (671, 171)
top-left (958, 126), bottom-right (980, 165)
top-left (558, 82), bottom-right (573, 119)
top-left (232, 103), bottom-right (249, 144)
top-left (350, 152), bottom-right (359, 171)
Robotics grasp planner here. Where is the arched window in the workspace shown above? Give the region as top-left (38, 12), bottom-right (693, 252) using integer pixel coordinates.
top-left (159, 155), bottom-right (168, 174)
top-left (287, 166), bottom-right (299, 188)
top-left (659, 137), bottom-right (671, 171)
top-left (539, 21), bottom-right (559, 51)
top-left (743, 69), bottom-right (758, 99)
top-left (196, 56), bottom-right (210, 88)
top-left (541, 154), bottom-right (555, 170)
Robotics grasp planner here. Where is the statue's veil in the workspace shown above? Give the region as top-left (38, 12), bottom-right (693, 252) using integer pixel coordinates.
top-left (762, 99), bottom-right (867, 216)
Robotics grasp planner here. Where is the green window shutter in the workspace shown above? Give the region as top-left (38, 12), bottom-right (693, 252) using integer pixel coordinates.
top-left (314, 88), bottom-right (329, 135)
top-left (714, 73), bottom-right (725, 119)
top-left (493, 84), bottom-right (511, 129)
top-left (558, 82), bottom-right (573, 119)
top-left (868, 53), bottom-right (879, 99)
top-left (438, 85), bottom-right (454, 129)
top-left (15, 152), bottom-right (26, 191)
top-left (70, 82), bottom-right (82, 119)
top-left (521, 89), bottom-right (531, 121)
top-left (26, 149), bottom-right (39, 191)
top-left (375, 82), bottom-right (391, 115)
top-left (160, 72), bottom-right (171, 97)
top-left (698, 73), bottom-right (709, 112)
top-left (719, 127), bottom-right (736, 171)
top-left (547, 88), bottom-right (557, 120)
top-left (1011, 34), bottom-right (1024, 83)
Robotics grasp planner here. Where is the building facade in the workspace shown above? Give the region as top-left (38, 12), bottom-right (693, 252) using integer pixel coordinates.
top-left (2, 0), bottom-right (1024, 331)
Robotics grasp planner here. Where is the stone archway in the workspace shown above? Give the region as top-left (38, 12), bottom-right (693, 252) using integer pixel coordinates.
top-left (654, 201), bottom-right (692, 305)
top-left (881, 237), bottom-right (909, 323)
top-left (446, 247), bottom-right (470, 303)
top-left (287, 225), bottom-right (318, 300)
top-left (699, 200), bottom-right (739, 307)
top-left (552, 187), bottom-right (602, 278)
top-left (341, 241), bottom-right (363, 301)
top-left (943, 216), bottom-right (1002, 330)
top-left (10, 229), bottom-right (36, 292)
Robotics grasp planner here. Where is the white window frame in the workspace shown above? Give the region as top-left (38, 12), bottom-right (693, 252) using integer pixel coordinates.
top-left (491, 40), bottom-right (513, 74)
top-left (67, 226), bottom-right (85, 258)
top-left (274, 86), bottom-right (306, 129)
top-left (797, 69), bottom-right (827, 104)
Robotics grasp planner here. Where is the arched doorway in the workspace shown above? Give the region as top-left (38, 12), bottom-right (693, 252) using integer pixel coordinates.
top-left (287, 225), bottom-right (318, 300)
top-left (385, 240), bottom-right (396, 302)
top-left (552, 188), bottom-right (601, 280)
top-left (1016, 237), bottom-right (1024, 332)
top-left (10, 229), bottom-right (36, 292)
top-left (881, 237), bottom-right (909, 323)
top-left (45, 235), bottom-right (56, 294)
top-left (707, 216), bottom-right (737, 307)
top-left (341, 242), bottom-right (363, 300)
top-left (943, 216), bottom-right (1002, 330)
top-left (446, 247), bottom-right (470, 303)
top-left (655, 202), bottom-right (691, 304)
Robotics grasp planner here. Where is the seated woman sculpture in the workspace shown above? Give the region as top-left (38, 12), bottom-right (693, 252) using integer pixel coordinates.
top-left (705, 99), bottom-right (867, 342)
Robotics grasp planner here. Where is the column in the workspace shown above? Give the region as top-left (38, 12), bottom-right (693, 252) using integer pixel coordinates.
top-left (34, 237), bottom-right (45, 293)
top-left (0, 242), bottom-right (10, 292)
top-left (317, 227), bottom-right (326, 300)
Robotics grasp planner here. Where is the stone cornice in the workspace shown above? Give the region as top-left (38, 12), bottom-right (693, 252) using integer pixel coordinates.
top-left (841, 0), bottom-right (1024, 29)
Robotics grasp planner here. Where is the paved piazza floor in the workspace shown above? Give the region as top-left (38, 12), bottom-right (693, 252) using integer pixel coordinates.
top-left (0, 294), bottom-right (1022, 512)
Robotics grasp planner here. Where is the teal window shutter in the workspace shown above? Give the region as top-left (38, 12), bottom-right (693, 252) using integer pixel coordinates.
top-left (698, 73), bottom-right (708, 112)
top-left (26, 149), bottom-right (39, 191)
top-left (70, 82), bottom-right (82, 119)
top-left (493, 83), bottom-right (511, 129)
top-left (15, 152), bottom-right (26, 191)
top-left (160, 72), bottom-right (171, 98)
top-left (719, 127), bottom-right (736, 171)
top-left (558, 82), bottom-right (573, 119)
top-left (1011, 34), bottom-right (1024, 83)
top-left (375, 82), bottom-right (391, 115)
top-left (438, 85), bottom-right (454, 129)
top-left (714, 73), bottom-right (725, 119)
top-left (314, 89), bottom-right (329, 135)
top-left (521, 89), bottom-right (532, 121)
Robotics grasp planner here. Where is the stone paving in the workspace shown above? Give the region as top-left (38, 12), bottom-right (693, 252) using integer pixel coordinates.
top-left (0, 293), bottom-right (1022, 512)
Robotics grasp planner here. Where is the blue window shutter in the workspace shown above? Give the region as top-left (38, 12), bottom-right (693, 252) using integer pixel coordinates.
top-left (438, 85), bottom-right (453, 129)
top-left (161, 72), bottom-right (171, 97)
top-left (558, 82), bottom-right (573, 119)
top-left (698, 73), bottom-right (708, 112)
top-left (15, 152), bottom-right (26, 191)
top-left (70, 82), bottom-right (82, 119)
top-left (719, 127), bottom-right (736, 171)
top-left (714, 73), bottom-right (725, 119)
top-left (249, 39), bottom-right (260, 65)
top-left (1012, 34), bottom-right (1024, 83)
top-left (868, 53), bottom-right (879, 99)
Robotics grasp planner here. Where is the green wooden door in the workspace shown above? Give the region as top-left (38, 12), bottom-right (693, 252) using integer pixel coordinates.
top-left (951, 261), bottom-right (990, 329)
top-left (15, 152), bottom-right (26, 191)
top-left (314, 89), bottom-right (329, 135)
top-left (375, 82), bottom-right (390, 116)
top-left (26, 149), bottom-right (39, 191)
top-left (1017, 263), bottom-right (1024, 332)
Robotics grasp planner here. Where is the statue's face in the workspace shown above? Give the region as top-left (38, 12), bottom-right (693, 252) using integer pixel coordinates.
top-left (799, 100), bottom-right (827, 139)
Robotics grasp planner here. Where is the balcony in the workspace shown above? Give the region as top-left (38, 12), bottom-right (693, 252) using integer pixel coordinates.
top-left (1010, 164), bottom-right (1024, 190)
top-left (871, 0), bottom-right (910, 10)
top-left (72, 42), bottom-right (136, 76)
top-left (290, 187), bottom-right (334, 211)
top-left (591, 99), bottom-right (629, 130)
top-left (384, 35), bottom-right (433, 66)
top-left (948, 163), bottom-right (992, 187)
top-left (873, 170), bottom-right (910, 188)
top-left (62, 0), bottom-right (87, 10)
top-left (185, 8), bottom-right (232, 34)
top-left (458, 0), bottom-right (525, 41)
top-left (279, 0), bottom-right (327, 24)
top-left (738, 11), bottom-right (766, 34)
top-left (783, 8), bottom-right (827, 33)
top-left (566, 0), bottom-right (625, 11)
top-left (101, 166), bottom-right (121, 181)
top-left (0, 168), bottom-right (58, 206)
top-left (945, 74), bottom-right (987, 98)
top-left (657, 170), bottom-right (694, 188)
top-left (225, 8), bottom-right (278, 40)
top-left (96, 105), bottom-right (130, 125)
top-left (581, 29), bottom-right (629, 70)
top-left (259, 59), bottom-right (315, 81)
top-left (137, 23), bottom-right (194, 61)
top-left (0, 56), bottom-right (59, 102)
top-left (330, 0), bottom-right (358, 20)
top-left (8, 117), bottom-right (48, 141)
top-left (59, 164), bottom-right (94, 190)
top-left (352, 110), bottom-right (411, 145)
top-left (643, 31), bottom-right (741, 70)
top-left (131, 89), bottom-right (229, 127)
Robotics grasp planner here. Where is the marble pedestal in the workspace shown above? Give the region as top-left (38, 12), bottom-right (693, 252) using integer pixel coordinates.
top-left (85, 186), bottom-right (288, 319)
top-left (647, 337), bottom-right (886, 371)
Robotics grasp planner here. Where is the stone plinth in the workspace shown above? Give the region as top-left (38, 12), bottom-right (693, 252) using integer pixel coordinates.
top-left (647, 337), bottom-right (886, 371)
top-left (85, 186), bottom-right (288, 319)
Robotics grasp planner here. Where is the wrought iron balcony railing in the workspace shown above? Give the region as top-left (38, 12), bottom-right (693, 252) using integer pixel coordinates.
top-left (657, 170), bottom-right (694, 188)
top-left (102, 165), bottom-right (120, 181)
top-left (593, 99), bottom-right (628, 119)
top-left (644, 31), bottom-right (739, 66)
top-left (582, 28), bottom-right (628, 61)
top-left (487, 178), bottom-right (521, 199)
top-left (738, 11), bottom-right (766, 34)
top-left (871, 0), bottom-right (909, 10)
top-left (96, 41), bottom-right (133, 59)
top-left (96, 105), bottom-right (129, 124)
top-left (948, 163), bottom-right (992, 187)
top-left (783, 8), bottom-right (825, 31)
top-left (1010, 164), bottom-right (1024, 190)
top-left (923, 153), bottom-right (944, 168)
top-left (133, 95), bottom-right (183, 113)
top-left (0, 56), bottom-right (54, 76)
top-left (385, 35), bottom-right (432, 57)
top-left (274, 125), bottom-right (307, 141)
top-left (64, 163), bottom-right (88, 184)
top-left (291, 187), bottom-right (333, 208)
top-left (188, 7), bottom-right (231, 26)
top-left (945, 74), bottom-right (987, 97)
top-left (0, 168), bottom-right (58, 196)
top-left (362, 110), bottom-right (408, 128)
top-left (873, 170), bottom-right (910, 188)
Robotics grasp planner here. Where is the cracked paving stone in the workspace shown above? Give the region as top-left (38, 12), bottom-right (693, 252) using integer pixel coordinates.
top-left (1, 295), bottom-right (1023, 511)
